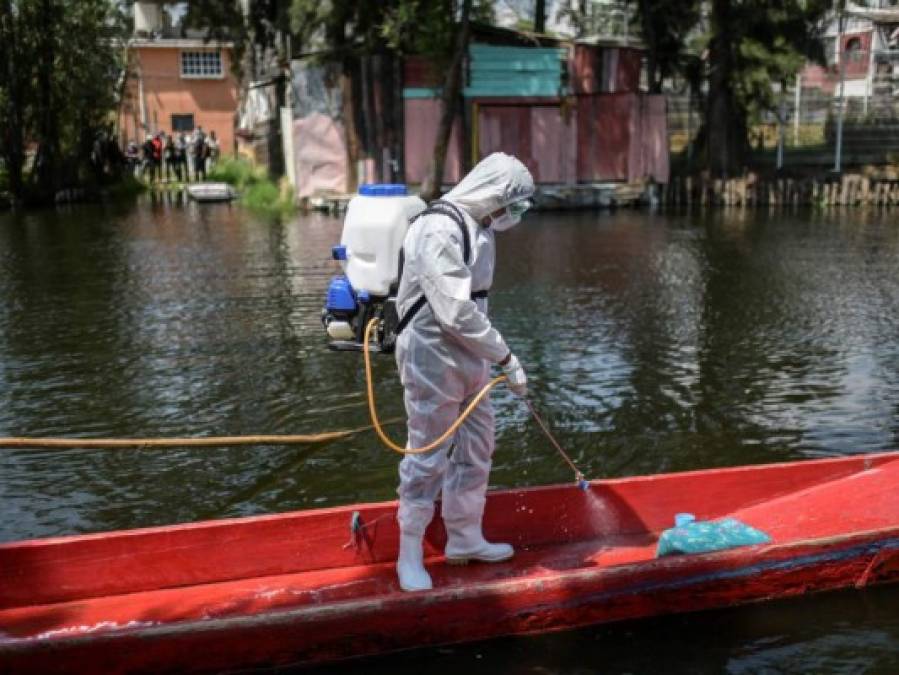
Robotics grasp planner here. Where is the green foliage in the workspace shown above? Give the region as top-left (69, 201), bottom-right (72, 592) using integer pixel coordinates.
top-left (106, 173), bottom-right (147, 200)
top-left (288, 0), bottom-right (493, 64)
top-left (723, 2), bottom-right (827, 118)
top-left (207, 156), bottom-right (266, 191)
top-left (0, 0), bottom-right (128, 199)
top-left (182, 0), bottom-right (291, 79)
top-left (242, 180), bottom-right (282, 215)
top-left (692, 0), bottom-right (830, 174)
top-left (207, 156), bottom-right (294, 218)
top-left (634, 0), bottom-right (701, 93)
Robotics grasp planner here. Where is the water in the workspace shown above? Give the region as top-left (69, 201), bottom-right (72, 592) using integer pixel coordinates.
top-left (2, 199), bottom-right (899, 672)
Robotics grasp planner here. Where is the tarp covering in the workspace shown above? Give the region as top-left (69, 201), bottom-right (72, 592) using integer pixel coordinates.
top-left (293, 112), bottom-right (348, 198)
top-left (238, 85), bottom-right (275, 131)
top-left (290, 60), bottom-right (349, 197)
top-left (291, 62), bottom-right (343, 120)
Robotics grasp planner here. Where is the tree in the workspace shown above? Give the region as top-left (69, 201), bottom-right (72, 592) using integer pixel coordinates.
top-left (0, 0), bottom-right (126, 202)
top-left (634, 0), bottom-right (700, 94)
top-left (419, 0), bottom-right (471, 200)
top-left (534, 0), bottom-right (546, 33)
top-left (0, 0), bottom-right (26, 201)
top-left (700, 0), bottom-right (828, 175)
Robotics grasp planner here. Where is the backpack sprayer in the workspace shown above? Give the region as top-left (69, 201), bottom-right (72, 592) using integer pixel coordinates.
top-left (321, 184), bottom-right (589, 491)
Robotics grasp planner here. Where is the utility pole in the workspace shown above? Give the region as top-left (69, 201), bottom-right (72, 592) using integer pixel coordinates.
top-left (777, 86), bottom-right (785, 171)
top-left (834, 1), bottom-right (847, 173)
top-left (794, 73), bottom-right (801, 147)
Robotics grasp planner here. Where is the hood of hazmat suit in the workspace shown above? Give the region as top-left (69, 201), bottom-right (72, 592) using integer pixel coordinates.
top-left (443, 152), bottom-right (535, 222)
top-left (394, 153), bottom-right (535, 583)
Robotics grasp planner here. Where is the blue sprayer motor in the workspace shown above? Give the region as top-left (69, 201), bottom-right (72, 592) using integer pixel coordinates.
top-left (322, 184), bottom-right (426, 353)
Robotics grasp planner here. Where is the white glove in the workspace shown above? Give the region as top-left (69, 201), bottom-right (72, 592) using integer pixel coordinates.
top-left (501, 353), bottom-right (527, 397)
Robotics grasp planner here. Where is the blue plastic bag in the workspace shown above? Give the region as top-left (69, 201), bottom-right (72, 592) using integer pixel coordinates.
top-left (655, 514), bottom-right (771, 558)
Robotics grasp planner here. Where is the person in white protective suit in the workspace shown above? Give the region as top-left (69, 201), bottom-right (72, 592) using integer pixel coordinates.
top-left (394, 152), bottom-right (534, 592)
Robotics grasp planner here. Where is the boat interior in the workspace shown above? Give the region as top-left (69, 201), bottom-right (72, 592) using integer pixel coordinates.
top-left (2, 452), bottom-right (898, 643)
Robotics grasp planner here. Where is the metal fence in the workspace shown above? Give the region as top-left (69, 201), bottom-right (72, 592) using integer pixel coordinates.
top-left (666, 48), bottom-right (899, 172)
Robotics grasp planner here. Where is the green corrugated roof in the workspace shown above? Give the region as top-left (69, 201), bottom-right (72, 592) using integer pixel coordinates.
top-left (465, 44), bottom-right (564, 98)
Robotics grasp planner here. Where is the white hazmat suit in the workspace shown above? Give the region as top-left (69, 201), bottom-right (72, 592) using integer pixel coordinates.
top-left (394, 152), bottom-right (534, 591)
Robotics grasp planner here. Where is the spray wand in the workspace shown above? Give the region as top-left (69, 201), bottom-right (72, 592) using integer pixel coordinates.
top-left (362, 318), bottom-right (590, 491)
top-left (523, 399), bottom-right (590, 491)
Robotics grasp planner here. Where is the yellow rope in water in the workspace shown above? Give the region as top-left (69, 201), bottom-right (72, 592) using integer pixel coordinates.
top-left (363, 318), bottom-right (506, 455)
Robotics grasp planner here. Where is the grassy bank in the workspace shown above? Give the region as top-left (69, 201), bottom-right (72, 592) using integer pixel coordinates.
top-left (207, 157), bottom-right (295, 218)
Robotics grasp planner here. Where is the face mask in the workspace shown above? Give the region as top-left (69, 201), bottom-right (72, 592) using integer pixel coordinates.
top-left (508, 199), bottom-right (533, 222)
top-left (489, 199), bottom-right (532, 232)
top-left (489, 208), bottom-right (516, 232)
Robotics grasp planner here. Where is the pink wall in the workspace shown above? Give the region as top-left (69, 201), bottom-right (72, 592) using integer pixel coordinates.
top-left (403, 99), bottom-right (463, 185)
top-left (635, 95), bottom-right (669, 184)
top-left (578, 94), bottom-right (668, 183)
top-left (119, 46), bottom-right (238, 153)
top-left (477, 103), bottom-right (577, 183)
top-left (472, 95), bottom-right (667, 185)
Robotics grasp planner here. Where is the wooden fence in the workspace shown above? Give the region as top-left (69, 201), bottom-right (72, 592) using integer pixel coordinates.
top-left (661, 173), bottom-right (899, 207)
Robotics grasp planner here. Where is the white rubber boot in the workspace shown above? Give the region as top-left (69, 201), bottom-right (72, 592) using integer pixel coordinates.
top-left (445, 521), bottom-right (514, 566)
top-left (396, 500), bottom-right (435, 592)
top-left (397, 532), bottom-right (432, 591)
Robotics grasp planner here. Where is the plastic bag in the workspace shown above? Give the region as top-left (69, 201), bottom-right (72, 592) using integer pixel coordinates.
top-left (655, 515), bottom-right (771, 558)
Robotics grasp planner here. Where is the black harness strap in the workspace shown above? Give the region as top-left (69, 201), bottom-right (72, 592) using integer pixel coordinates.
top-left (395, 295), bottom-right (429, 336)
top-left (396, 200), bottom-right (488, 335)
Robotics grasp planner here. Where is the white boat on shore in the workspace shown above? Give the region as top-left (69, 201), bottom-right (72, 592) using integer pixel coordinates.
top-left (187, 182), bottom-right (237, 202)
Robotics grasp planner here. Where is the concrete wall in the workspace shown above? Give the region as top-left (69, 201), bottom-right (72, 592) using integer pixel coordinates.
top-left (119, 45), bottom-right (238, 153)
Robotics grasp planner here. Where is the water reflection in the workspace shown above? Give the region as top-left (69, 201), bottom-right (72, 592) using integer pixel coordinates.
top-left (2, 201), bottom-right (899, 672)
top-left (2, 205), bottom-right (899, 539)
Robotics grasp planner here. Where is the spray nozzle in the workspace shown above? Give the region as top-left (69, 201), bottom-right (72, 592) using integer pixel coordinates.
top-left (576, 472), bottom-right (589, 492)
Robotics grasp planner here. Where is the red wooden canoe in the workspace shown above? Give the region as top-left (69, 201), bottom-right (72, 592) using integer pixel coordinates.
top-left (2, 451), bottom-right (899, 674)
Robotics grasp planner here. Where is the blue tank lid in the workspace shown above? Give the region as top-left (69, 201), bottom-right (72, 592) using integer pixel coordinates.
top-left (359, 183), bottom-right (408, 197)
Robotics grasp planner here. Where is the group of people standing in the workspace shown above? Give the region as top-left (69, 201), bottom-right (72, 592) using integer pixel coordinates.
top-left (126, 127), bottom-right (219, 183)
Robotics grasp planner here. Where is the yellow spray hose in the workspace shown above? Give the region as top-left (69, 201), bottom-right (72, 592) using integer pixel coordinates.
top-left (363, 318), bottom-right (506, 455)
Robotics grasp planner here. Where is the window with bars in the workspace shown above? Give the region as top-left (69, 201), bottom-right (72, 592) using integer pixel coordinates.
top-left (171, 114), bottom-right (195, 132)
top-left (180, 51), bottom-right (223, 78)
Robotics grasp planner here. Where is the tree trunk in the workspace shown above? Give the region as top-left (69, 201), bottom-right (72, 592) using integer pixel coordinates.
top-left (421, 0), bottom-right (471, 201)
top-left (534, 0), bottom-right (546, 33)
top-left (704, 0), bottom-right (746, 176)
top-left (35, 0), bottom-right (59, 196)
top-left (638, 0), bottom-right (661, 94)
top-left (0, 0), bottom-right (25, 201)
top-left (340, 62), bottom-right (361, 191)
top-left (393, 53), bottom-right (405, 183)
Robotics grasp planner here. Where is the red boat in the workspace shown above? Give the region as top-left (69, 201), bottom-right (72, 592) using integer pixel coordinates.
top-left (2, 451), bottom-right (899, 674)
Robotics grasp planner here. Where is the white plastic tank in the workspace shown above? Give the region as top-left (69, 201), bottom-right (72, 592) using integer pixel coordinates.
top-left (340, 184), bottom-right (426, 297)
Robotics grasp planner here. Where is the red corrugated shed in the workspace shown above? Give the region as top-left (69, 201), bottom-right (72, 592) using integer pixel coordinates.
top-left (577, 94), bottom-right (668, 183)
top-left (404, 56), bottom-right (442, 88)
top-left (616, 48), bottom-right (643, 92)
top-left (578, 94), bottom-right (632, 180)
top-left (572, 45), bottom-right (601, 94)
top-left (573, 45), bottom-right (642, 94)
top-left (477, 102), bottom-right (577, 183)
top-left (403, 98), bottom-right (462, 184)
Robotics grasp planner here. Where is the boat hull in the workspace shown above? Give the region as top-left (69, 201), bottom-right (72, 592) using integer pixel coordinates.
top-left (2, 452), bottom-right (899, 673)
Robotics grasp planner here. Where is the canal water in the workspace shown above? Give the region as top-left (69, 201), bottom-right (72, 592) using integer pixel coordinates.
top-left (1, 197), bottom-right (898, 672)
